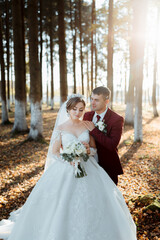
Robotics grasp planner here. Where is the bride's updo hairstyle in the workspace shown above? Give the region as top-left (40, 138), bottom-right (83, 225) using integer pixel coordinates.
top-left (66, 94), bottom-right (85, 112)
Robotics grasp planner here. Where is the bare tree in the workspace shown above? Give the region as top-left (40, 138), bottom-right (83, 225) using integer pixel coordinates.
top-left (28, 0), bottom-right (43, 140)
top-left (5, 0), bottom-right (10, 111)
top-left (107, 0), bottom-right (114, 107)
top-left (0, 12), bottom-right (9, 124)
top-left (134, 0), bottom-right (148, 142)
top-left (39, 0), bottom-right (43, 101)
top-left (152, 8), bottom-right (159, 117)
top-left (49, 1), bottom-right (54, 109)
top-left (78, 0), bottom-right (84, 94)
top-left (57, 0), bottom-right (68, 103)
top-left (12, 0), bottom-right (28, 133)
top-left (91, 0), bottom-right (95, 91)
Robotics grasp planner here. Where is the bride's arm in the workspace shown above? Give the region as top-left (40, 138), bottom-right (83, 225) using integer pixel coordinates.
top-left (52, 129), bottom-right (62, 157)
top-left (89, 135), bottom-right (96, 148)
top-left (89, 135), bottom-right (98, 161)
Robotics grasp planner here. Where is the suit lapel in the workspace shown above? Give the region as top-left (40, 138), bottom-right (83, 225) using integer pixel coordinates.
top-left (89, 111), bottom-right (95, 121)
top-left (103, 108), bottom-right (112, 122)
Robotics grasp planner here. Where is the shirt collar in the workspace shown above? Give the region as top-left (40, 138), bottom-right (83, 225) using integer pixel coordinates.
top-left (95, 107), bottom-right (108, 120)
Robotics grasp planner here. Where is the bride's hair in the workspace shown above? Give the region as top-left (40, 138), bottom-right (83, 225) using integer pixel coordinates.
top-left (66, 97), bottom-right (86, 112)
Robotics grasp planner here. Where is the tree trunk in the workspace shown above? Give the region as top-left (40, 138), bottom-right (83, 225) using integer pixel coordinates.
top-left (73, 1), bottom-right (77, 93)
top-left (125, 6), bottom-right (136, 126)
top-left (11, 41), bottom-right (14, 104)
top-left (94, 5), bottom-right (97, 88)
top-left (125, 45), bottom-right (135, 125)
top-left (50, 2), bottom-right (54, 109)
top-left (46, 50), bottom-right (49, 106)
top-left (107, 0), bottom-right (114, 107)
top-left (152, 9), bottom-right (159, 117)
top-left (95, 43), bottom-right (97, 88)
top-left (91, 0), bottom-right (95, 91)
top-left (39, 0), bottom-right (43, 101)
top-left (28, 0), bottom-right (43, 140)
top-left (12, 0), bottom-right (28, 133)
top-left (69, 0), bottom-right (76, 93)
top-left (0, 13), bottom-right (9, 124)
top-left (134, 0), bottom-right (148, 142)
top-left (78, 0), bottom-right (84, 95)
top-left (57, 0), bottom-right (68, 103)
top-left (86, 50), bottom-right (90, 102)
top-left (5, 0), bottom-right (10, 111)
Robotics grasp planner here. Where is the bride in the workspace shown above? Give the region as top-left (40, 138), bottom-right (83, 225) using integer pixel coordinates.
top-left (0, 94), bottom-right (137, 240)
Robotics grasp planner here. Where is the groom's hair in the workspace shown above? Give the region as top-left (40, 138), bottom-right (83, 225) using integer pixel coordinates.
top-left (92, 86), bottom-right (111, 100)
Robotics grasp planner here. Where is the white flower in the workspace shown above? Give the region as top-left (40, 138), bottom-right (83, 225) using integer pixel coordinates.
top-left (63, 140), bottom-right (86, 155)
top-left (61, 140), bottom-right (89, 178)
top-left (99, 125), bottom-right (105, 131)
top-left (95, 120), bottom-right (107, 134)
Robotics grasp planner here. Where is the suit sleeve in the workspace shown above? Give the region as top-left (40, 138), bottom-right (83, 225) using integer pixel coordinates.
top-left (90, 116), bottom-right (124, 151)
top-left (83, 112), bottom-right (88, 121)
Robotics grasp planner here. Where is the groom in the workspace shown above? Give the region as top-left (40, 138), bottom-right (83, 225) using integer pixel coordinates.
top-left (83, 86), bottom-right (124, 185)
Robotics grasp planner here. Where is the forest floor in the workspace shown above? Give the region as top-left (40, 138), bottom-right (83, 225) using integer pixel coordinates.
top-left (0, 103), bottom-right (160, 240)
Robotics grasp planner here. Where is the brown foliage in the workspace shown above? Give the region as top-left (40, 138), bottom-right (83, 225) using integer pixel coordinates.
top-left (0, 105), bottom-right (160, 239)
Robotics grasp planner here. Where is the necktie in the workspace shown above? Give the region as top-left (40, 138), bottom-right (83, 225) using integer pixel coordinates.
top-left (96, 115), bottom-right (101, 123)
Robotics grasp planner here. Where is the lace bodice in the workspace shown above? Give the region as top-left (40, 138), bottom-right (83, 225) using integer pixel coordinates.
top-left (61, 130), bottom-right (90, 147)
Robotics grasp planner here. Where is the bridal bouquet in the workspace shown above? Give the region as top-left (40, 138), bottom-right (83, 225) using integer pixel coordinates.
top-left (61, 140), bottom-right (89, 178)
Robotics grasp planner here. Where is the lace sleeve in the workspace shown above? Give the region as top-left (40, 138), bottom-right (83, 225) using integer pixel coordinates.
top-left (89, 147), bottom-right (97, 156)
top-left (89, 147), bottom-right (98, 163)
top-left (44, 129), bottom-right (62, 171)
top-left (52, 129), bottom-right (61, 145)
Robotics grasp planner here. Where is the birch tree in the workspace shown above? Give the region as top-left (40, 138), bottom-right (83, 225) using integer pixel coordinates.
top-left (12, 0), bottom-right (28, 133)
top-left (107, 0), bottom-right (114, 106)
top-left (0, 12), bottom-right (9, 124)
top-left (57, 0), bottom-right (68, 103)
top-left (28, 0), bottom-right (43, 140)
top-left (134, 0), bottom-right (148, 142)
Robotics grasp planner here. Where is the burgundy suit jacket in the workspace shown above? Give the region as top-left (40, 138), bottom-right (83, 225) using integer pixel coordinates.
top-left (83, 108), bottom-right (124, 177)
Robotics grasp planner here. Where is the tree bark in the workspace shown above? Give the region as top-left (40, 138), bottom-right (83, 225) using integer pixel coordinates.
top-left (91, 0), bottom-right (95, 91)
top-left (39, 0), bottom-right (43, 101)
top-left (107, 0), bottom-right (114, 107)
top-left (134, 0), bottom-right (148, 142)
top-left (152, 9), bottom-right (159, 117)
top-left (0, 13), bottom-right (9, 124)
top-left (86, 50), bottom-right (90, 102)
top-left (50, 1), bottom-right (54, 109)
top-left (5, 0), bottom-right (10, 111)
top-left (125, 43), bottom-right (135, 126)
top-left (28, 0), bottom-right (43, 140)
top-left (12, 0), bottom-right (28, 133)
top-left (57, 0), bottom-right (68, 104)
top-left (69, 0), bottom-right (76, 93)
top-left (78, 0), bottom-right (84, 95)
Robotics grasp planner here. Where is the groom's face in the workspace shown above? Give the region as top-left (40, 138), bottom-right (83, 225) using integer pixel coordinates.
top-left (91, 93), bottom-right (109, 112)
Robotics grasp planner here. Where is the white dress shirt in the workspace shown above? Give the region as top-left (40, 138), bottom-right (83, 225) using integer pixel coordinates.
top-left (92, 108), bottom-right (108, 124)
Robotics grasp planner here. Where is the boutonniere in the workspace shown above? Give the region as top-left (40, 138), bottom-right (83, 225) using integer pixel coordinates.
top-left (95, 120), bottom-right (107, 135)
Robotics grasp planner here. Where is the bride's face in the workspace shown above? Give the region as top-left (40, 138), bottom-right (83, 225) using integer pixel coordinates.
top-left (69, 102), bottom-right (85, 120)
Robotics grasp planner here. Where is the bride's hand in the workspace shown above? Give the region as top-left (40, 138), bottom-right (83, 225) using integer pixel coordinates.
top-left (81, 141), bottom-right (90, 155)
top-left (70, 162), bottom-right (75, 166)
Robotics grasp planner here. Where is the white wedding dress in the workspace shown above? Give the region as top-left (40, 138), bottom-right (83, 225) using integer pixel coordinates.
top-left (0, 130), bottom-right (137, 240)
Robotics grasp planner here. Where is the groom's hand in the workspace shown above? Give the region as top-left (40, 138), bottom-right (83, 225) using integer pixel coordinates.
top-left (83, 121), bottom-right (95, 132)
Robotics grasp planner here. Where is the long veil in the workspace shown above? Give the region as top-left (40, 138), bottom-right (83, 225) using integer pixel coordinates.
top-left (0, 94), bottom-right (83, 239)
top-left (44, 100), bottom-right (69, 171)
top-left (44, 93), bottom-right (84, 171)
